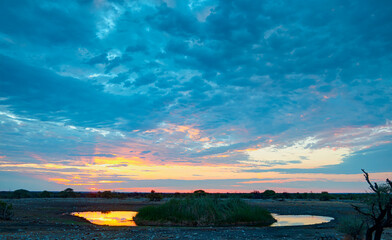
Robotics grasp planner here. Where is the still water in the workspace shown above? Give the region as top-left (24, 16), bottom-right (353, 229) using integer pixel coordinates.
top-left (270, 214), bottom-right (334, 227)
top-left (72, 211), bottom-right (138, 226)
top-left (71, 211), bottom-right (333, 227)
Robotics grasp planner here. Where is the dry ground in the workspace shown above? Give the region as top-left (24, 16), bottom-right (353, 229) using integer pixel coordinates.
top-left (1, 198), bottom-right (392, 240)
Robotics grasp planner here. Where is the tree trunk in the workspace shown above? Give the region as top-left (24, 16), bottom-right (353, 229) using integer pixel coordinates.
top-left (365, 226), bottom-right (375, 240)
top-left (374, 227), bottom-right (383, 240)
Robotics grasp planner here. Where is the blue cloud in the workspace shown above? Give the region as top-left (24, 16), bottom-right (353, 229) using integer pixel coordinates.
top-left (0, 54), bottom-right (178, 131)
top-left (1, 0), bottom-right (392, 191)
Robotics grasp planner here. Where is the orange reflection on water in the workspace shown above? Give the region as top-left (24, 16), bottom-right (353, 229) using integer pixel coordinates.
top-left (270, 214), bottom-right (333, 227)
top-left (71, 211), bottom-right (333, 227)
top-left (72, 211), bottom-right (138, 226)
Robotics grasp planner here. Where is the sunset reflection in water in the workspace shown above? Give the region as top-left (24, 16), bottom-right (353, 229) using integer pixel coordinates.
top-left (72, 211), bottom-right (138, 226)
top-left (270, 214), bottom-right (333, 227)
top-left (72, 211), bottom-right (333, 227)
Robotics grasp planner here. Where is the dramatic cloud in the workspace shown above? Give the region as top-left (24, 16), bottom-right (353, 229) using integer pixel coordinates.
top-left (0, 0), bottom-right (391, 192)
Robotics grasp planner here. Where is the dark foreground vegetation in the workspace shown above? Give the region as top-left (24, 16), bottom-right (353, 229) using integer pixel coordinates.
top-left (0, 188), bottom-right (372, 202)
top-left (349, 170), bottom-right (392, 240)
top-left (0, 200), bottom-right (13, 220)
top-left (334, 169), bottom-right (392, 240)
top-left (134, 197), bottom-right (276, 226)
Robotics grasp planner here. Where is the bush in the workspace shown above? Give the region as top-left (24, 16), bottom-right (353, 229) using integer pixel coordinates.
top-left (12, 189), bottom-right (30, 199)
top-left (0, 200), bottom-right (13, 220)
top-left (281, 192), bottom-right (290, 199)
top-left (59, 188), bottom-right (76, 198)
top-left (40, 190), bottom-right (51, 198)
top-left (250, 190), bottom-right (262, 199)
top-left (193, 190), bottom-right (207, 197)
top-left (173, 192), bottom-right (182, 198)
top-left (134, 197), bottom-right (276, 226)
top-left (99, 191), bottom-right (114, 198)
top-left (337, 216), bottom-right (365, 240)
top-left (147, 190), bottom-right (163, 201)
top-left (320, 191), bottom-right (331, 201)
top-left (263, 190), bottom-right (276, 198)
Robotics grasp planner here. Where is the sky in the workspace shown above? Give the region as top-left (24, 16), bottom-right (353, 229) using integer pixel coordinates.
top-left (0, 0), bottom-right (391, 193)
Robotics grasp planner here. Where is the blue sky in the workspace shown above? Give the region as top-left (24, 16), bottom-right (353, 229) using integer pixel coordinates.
top-left (0, 0), bottom-right (391, 192)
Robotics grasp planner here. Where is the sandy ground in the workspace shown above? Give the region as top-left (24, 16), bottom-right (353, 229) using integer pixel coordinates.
top-left (1, 198), bottom-right (392, 240)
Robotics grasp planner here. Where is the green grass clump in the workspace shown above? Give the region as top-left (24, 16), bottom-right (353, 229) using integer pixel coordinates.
top-left (134, 197), bottom-right (276, 226)
top-left (0, 200), bottom-right (13, 220)
top-left (337, 216), bottom-right (365, 240)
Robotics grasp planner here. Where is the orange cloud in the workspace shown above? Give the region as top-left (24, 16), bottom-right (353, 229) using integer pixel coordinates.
top-left (143, 123), bottom-right (210, 143)
top-left (49, 178), bottom-right (71, 184)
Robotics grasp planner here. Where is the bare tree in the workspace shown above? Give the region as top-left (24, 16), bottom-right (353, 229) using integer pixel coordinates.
top-left (352, 169), bottom-right (392, 240)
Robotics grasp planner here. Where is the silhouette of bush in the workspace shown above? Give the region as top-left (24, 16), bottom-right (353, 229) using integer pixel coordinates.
top-left (59, 188), bottom-right (77, 198)
top-left (250, 191), bottom-right (262, 199)
top-left (40, 190), bottom-right (51, 198)
top-left (147, 190), bottom-right (163, 201)
top-left (99, 191), bottom-right (115, 198)
top-left (173, 192), bottom-right (182, 198)
top-left (262, 190), bottom-right (276, 198)
top-left (337, 216), bottom-right (365, 240)
top-left (281, 192), bottom-right (290, 199)
top-left (12, 189), bottom-right (30, 199)
top-left (0, 200), bottom-right (13, 220)
top-left (193, 190), bottom-right (207, 197)
top-left (320, 191), bottom-right (331, 201)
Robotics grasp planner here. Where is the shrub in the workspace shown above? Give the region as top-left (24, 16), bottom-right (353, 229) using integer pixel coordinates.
top-left (147, 190), bottom-right (163, 201)
top-left (59, 188), bottom-right (77, 198)
top-left (281, 192), bottom-right (290, 199)
top-left (99, 191), bottom-right (114, 199)
top-left (40, 190), bottom-right (51, 198)
top-left (320, 191), bottom-right (331, 201)
top-left (193, 189), bottom-right (207, 197)
top-left (134, 197), bottom-right (276, 226)
top-left (12, 189), bottom-right (30, 199)
top-left (250, 190), bottom-right (262, 199)
top-left (0, 200), bottom-right (13, 220)
top-left (337, 216), bottom-right (365, 240)
top-left (263, 190), bottom-right (276, 198)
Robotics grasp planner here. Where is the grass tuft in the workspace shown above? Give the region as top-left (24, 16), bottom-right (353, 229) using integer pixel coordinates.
top-left (134, 197), bottom-right (276, 226)
top-left (337, 216), bottom-right (365, 240)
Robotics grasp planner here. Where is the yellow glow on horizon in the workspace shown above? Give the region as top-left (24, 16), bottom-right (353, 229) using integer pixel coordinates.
top-left (244, 137), bottom-right (352, 169)
top-left (2, 129), bottom-right (391, 192)
top-left (93, 156), bottom-right (146, 165)
top-left (49, 178), bottom-right (71, 183)
top-left (3, 159), bottom-right (392, 186)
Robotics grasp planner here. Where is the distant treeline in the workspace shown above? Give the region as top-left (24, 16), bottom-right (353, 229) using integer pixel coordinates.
top-left (0, 188), bottom-right (369, 201)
